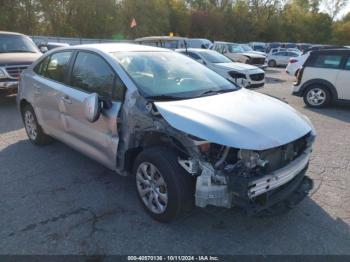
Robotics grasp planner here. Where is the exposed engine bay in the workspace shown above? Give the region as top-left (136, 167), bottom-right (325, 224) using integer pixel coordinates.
top-left (178, 132), bottom-right (315, 214)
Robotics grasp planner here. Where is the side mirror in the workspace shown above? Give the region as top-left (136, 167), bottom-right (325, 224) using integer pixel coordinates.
top-left (39, 46), bottom-right (48, 53)
top-left (84, 93), bottom-right (101, 122)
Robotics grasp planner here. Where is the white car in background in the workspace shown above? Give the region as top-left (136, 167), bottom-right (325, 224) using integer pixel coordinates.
top-left (267, 51), bottom-right (300, 67)
top-left (176, 48), bottom-right (265, 88)
top-left (286, 52), bottom-right (310, 77)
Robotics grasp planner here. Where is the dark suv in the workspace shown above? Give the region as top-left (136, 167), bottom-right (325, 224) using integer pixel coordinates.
top-left (0, 31), bottom-right (41, 91)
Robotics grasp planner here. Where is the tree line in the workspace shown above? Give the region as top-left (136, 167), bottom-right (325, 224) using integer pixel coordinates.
top-left (0, 0), bottom-right (349, 45)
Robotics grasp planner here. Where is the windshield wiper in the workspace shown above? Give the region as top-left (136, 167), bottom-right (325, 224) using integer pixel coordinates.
top-left (145, 95), bottom-right (185, 101)
top-left (198, 88), bottom-right (235, 97)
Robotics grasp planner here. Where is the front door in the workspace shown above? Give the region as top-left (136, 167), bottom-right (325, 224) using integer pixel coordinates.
top-left (59, 51), bottom-right (125, 170)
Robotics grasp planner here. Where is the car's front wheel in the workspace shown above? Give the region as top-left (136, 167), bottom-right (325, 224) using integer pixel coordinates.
top-left (268, 60), bottom-right (276, 67)
top-left (21, 104), bottom-right (52, 145)
top-left (133, 147), bottom-right (195, 222)
top-left (303, 85), bottom-right (331, 108)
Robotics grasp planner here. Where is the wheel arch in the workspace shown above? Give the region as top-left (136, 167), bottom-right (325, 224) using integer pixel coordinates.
top-left (300, 79), bottom-right (338, 101)
top-left (123, 131), bottom-right (191, 173)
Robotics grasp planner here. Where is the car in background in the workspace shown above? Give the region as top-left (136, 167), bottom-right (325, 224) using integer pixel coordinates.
top-left (293, 49), bottom-right (350, 108)
top-left (37, 42), bottom-right (70, 53)
top-left (268, 47), bottom-right (302, 56)
top-left (296, 43), bottom-right (312, 52)
top-left (286, 52), bottom-right (310, 77)
top-left (267, 51), bottom-right (300, 67)
top-left (249, 42), bottom-right (266, 53)
top-left (0, 31), bottom-right (41, 91)
top-left (212, 41), bottom-right (267, 69)
top-left (176, 48), bottom-right (265, 89)
top-left (135, 36), bottom-right (212, 50)
top-left (18, 43), bottom-right (315, 222)
top-left (266, 42), bottom-right (282, 53)
top-left (239, 44), bottom-right (266, 57)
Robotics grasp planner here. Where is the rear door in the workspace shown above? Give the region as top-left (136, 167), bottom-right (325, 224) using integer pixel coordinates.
top-left (336, 56), bottom-right (350, 100)
top-left (31, 51), bottom-right (73, 138)
top-left (59, 51), bottom-right (125, 169)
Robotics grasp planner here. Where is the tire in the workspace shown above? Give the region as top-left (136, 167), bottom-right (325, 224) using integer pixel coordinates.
top-left (303, 85), bottom-right (331, 108)
top-left (268, 60), bottom-right (276, 67)
top-left (133, 147), bottom-right (195, 222)
top-left (21, 104), bottom-right (52, 145)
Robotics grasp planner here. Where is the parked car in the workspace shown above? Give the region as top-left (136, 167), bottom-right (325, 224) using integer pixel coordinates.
top-left (18, 43), bottom-right (315, 222)
top-left (303, 45), bottom-right (346, 54)
top-left (176, 48), bottom-right (265, 89)
top-left (0, 31), bottom-right (41, 91)
top-left (212, 41), bottom-right (267, 69)
top-left (38, 42), bottom-right (70, 53)
top-left (268, 47), bottom-right (302, 56)
top-left (266, 42), bottom-right (282, 53)
top-left (249, 42), bottom-right (266, 53)
top-left (293, 49), bottom-right (350, 108)
top-left (286, 52), bottom-right (310, 77)
top-left (239, 44), bottom-right (266, 57)
top-left (267, 51), bottom-right (300, 67)
top-left (135, 36), bottom-right (212, 50)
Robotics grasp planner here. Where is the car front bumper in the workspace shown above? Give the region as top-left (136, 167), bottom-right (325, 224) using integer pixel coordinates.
top-left (0, 80), bottom-right (18, 90)
top-left (195, 149), bottom-right (313, 215)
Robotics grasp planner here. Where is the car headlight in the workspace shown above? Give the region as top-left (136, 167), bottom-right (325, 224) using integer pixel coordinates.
top-left (0, 68), bottom-right (7, 79)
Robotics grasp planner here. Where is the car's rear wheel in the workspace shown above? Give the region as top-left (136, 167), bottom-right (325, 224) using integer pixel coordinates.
top-left (303, 85), bottom-right (331, 108)
top-left (21, 104), bottom-right (52, 145)
top-left (268, 60), bottom-right (276, 67)
top-left (133, 147), bottom-right (195, 222)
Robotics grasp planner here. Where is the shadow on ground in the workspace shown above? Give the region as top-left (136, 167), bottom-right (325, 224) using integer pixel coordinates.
top-left (0, 139), bottom-right (349, 254)
top-left (307, 104), bottom-right (350, 124)
top-left (0, 91), bottom-right (23, 134)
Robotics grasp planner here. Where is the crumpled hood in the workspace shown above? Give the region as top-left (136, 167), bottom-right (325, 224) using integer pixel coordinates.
top-left (214, 62), bottom-right (261, 72)
top-left (240, 52), bottom-right (265, 58)
top-left (0, 53), bottom-right (41, 66)
top-left (155, 89), bottom-right (312, 150)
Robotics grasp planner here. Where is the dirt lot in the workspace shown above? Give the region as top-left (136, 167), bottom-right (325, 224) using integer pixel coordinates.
top-left (0, 68), bottom-right (349, 255)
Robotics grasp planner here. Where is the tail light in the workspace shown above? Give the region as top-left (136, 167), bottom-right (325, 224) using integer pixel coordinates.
top-left (289, 58), bottom-right (298, 64)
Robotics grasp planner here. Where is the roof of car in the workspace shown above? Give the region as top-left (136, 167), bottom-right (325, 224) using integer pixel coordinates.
top-left (135, 36), bottom-right (187, 42)
top-left (310, 48), bottom-right (350, 55)
top-left (0, 31), bottom-right (26, 36)
top-left (62, 43), bottom-right (168, 53)
top-left (214, 41), bottom-right (237, 45)
top-left (176, 48), bottom-right (215, 53)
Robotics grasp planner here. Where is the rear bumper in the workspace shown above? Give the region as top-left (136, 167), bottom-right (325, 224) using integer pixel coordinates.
top-left (0, 80), bottom-right (18, 90)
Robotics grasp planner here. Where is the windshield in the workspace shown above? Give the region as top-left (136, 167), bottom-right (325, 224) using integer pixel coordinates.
top-left (199, 50), bottom-right (232, 63)
top-left (227, 44), bottom-right (243, 53)
top-left (112, 51), bottom-right (237, 99)
top-left (0, 34), bottom-right (38, 53)
top-left (241, 45), bottom-right (253, 52)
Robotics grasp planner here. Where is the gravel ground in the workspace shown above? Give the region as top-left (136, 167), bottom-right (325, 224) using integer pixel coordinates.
top-left (0, 68), bottom-right (349, 255)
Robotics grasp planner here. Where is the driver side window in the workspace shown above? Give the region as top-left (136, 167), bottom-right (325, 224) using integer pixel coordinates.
top-left (71, 52), bottom-right (125, 101)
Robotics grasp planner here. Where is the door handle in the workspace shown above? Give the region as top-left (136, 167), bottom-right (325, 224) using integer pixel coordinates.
top-left (61, 96), bottom-right (72, 104)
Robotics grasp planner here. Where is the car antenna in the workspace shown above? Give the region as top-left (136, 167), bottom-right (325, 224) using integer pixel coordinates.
top-left (184, 39), bottom-right (188, 54)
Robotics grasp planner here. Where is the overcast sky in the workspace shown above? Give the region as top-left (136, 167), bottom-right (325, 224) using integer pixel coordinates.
top-left (319, 2), bottom-right (350, 20)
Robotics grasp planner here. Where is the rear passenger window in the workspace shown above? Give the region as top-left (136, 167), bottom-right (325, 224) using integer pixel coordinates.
top-left (71, 52), bottom-right (124, 100)
top-left (44, 52), bottom-right (72, 83)
top-left (311, 54), bottom-right (342, 69)
top-left (345, 57), bottom-right (350, 70)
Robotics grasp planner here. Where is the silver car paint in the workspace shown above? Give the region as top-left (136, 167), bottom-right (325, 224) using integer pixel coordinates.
top-left (19, 43), bottom-right (312, 169)
top-left (155, 88), bottom-right (312, 151)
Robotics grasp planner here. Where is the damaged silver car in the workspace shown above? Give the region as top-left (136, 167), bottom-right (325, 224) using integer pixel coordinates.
top-left (17, 44), bottom-right (315, 222)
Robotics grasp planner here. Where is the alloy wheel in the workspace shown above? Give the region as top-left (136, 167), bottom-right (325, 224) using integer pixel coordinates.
top-left (136, 162), bottom-right (168, 214)
top-left (306, 88), bottom-right (326, 106)
top-left (24, 110), bottom-right (38, 140)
